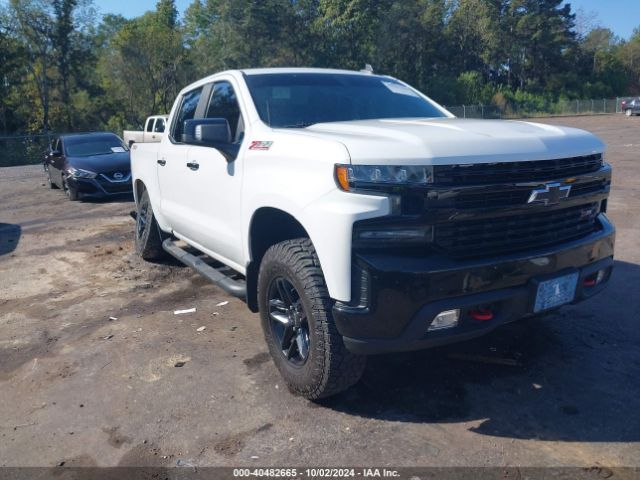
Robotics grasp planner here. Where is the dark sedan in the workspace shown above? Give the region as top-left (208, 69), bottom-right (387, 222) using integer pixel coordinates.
top-left (621, 97), bottom-right (640, 116)
top-left (43, 132), bottom-right (132, 201)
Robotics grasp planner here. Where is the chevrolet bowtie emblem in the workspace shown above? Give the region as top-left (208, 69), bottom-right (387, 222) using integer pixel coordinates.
top-left (527, 182), bottom-right (572, 205)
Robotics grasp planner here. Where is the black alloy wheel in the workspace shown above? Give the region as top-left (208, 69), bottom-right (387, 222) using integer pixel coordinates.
top-left (267, 277), bottom-right (311, 366)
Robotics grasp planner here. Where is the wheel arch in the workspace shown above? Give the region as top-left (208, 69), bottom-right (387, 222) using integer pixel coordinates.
top-left (246, 207), bottom-right (310, 312)
top-left (134, 179), bottom-right (146, 204)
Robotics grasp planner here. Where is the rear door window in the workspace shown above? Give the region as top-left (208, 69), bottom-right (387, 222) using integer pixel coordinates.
top-left (146, 118), bottom-right (154, 132)
top-left (172, 88), bottom-right (204, 142)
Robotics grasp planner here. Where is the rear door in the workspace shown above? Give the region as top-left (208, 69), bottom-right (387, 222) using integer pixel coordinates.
top-left (178, 79), bottom-right (246, 268)
top-left (156, 87), bottom-right (204, 234)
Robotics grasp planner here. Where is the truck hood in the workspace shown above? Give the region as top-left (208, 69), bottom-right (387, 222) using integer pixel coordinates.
top-left (300, 118), bottom-right (605, 165)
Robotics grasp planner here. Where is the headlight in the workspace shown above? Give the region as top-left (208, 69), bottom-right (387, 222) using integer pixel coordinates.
top-left (68, 167), bottom-right (97, 179)
top-left (335, 164), bottom-right (433, 192)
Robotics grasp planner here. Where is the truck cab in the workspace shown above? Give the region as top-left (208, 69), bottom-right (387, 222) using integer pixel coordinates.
top-left (123, 115), bottom-right (169, 147)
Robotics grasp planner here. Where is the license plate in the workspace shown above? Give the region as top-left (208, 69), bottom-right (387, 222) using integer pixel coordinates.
top-left (534, 272), bottom-right (579, 313)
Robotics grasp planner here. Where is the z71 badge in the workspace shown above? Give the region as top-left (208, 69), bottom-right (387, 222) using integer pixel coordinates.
top-left (249, 141), bottom-right (273, 150)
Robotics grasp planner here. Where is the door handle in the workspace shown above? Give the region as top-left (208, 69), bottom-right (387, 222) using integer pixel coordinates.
top-left (157, 159), bottom-right (166, 166)
top-left (186, 162), bottom-right (199, 171)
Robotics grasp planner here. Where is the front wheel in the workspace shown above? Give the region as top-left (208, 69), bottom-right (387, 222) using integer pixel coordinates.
top-left (135, 189), bottom-right (166, 261)
top-left (46, 167), bottom-right (59, 189)
top-left (258, 238), bottom-right (366, 400)
top-left (62, 175), bottom-right (79, 200)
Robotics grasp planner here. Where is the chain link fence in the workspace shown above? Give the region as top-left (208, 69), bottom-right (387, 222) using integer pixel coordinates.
top-left (0, 133), bottom-right (56, 168)
top-left (0, 98), bottom-right (630, 167)
top-left (0, 131), bottom-right (103, 168)
top-left (445, 98), bottom-right (622, 119)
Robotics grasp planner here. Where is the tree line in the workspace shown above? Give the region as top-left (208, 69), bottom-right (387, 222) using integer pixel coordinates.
top-left (1, 0), bottom-right (639, 136)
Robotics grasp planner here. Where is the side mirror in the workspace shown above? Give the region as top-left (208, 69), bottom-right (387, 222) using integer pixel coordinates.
top-left (51, 150), bottom-right (62, 157)
top-left (182, 118), bottom-right (232, 146)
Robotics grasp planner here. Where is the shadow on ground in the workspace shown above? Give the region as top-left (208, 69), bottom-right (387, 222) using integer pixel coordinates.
top-left (320, 260), bottom-right (640, 443)
top-left (79, 193), bottom-right (134, 204)
top-left (0, 223), bottom-right (21, 256)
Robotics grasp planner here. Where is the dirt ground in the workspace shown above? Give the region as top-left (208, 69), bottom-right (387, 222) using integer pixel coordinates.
top-left (1, 114), bottom-right (639, 469)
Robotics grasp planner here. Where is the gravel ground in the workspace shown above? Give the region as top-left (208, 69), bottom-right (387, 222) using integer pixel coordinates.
top-left (0, 115), bottom-right (639, 470)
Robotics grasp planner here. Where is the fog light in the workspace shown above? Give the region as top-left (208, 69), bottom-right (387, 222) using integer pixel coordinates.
top-left (428, 309), bottom-right (460, 331)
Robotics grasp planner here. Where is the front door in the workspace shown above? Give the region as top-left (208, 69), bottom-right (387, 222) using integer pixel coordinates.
top-left (178, 79), bottom-right (245, 269)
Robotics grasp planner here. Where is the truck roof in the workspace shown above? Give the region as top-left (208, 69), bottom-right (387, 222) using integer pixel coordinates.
top-left (240, 67), bottom-right (381, 77)
top-left (177, 67), bottom-right (389, 99)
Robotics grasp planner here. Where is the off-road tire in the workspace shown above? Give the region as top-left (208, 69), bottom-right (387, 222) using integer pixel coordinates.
top-left (258, 238), bottom-right (366, 400)
top-left (135, 189), bottom-right (166, 261)
top-left (62, 175), bottom-right (79, 200)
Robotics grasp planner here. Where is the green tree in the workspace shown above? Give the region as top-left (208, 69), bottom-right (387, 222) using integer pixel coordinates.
top-left (446, 0), bottom-right (496, 75)
top-left (9, 0), bottom-right (56, 132)
top-left (99, 0), bottom-right (191, 130)
top-left (505, 0), bottom-right (577, 90)
top-left (184, 0), bottom-right (307, 75)
top-left (376, 0), bottom-right (447, 94)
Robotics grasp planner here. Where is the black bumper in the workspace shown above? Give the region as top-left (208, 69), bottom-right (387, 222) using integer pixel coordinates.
top-left (67, 176), bottom-right (133, 199)
top-left (334, 214), bottom-right (615, 355)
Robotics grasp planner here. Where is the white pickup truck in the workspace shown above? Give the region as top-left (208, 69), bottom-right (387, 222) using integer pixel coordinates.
top-left (123, 115), bottom-right (168, 147)
top-left (131, 68), bottom-right (614, 399)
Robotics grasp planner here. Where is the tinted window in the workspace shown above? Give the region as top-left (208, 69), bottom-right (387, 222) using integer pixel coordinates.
top-left (154, 118), bottom-right (165, 133)
top-left (146, 118), bottom-right (154, 132)
top-left (172, 87), bottom-right (203, 141)
top-left (64, 135), bottom-right (127, 157)
top-left (245, 73), bottom-right (446, 128)
top-left (206, 81), bottom-right (242, 141)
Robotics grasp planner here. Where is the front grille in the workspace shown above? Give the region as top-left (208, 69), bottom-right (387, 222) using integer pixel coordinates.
top-left (454, 189), bottom-right (529, 209)
top-left (434, 203), bottom-right (600, 258)
top-left (96, 177), bottom-right (132, 193)
top-left (100, 170), bottom-right (131, 182)
top-left (453, 179), bottom-right (608, 209)
top-left (434, 154), bottom-right (603, 185)
top-left (100, 182), bottom-right (132, 194)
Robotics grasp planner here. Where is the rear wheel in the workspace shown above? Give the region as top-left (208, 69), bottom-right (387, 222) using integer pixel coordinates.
top-left (135, 189), bottom-right (166, 261)
top-left (258, 238), bottom-right (366, 400)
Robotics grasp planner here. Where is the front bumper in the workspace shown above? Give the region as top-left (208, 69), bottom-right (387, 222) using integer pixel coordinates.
top-left (67, 175), bottom-right (133, 199)
top-left (334, 213), bottom-right (615, 355)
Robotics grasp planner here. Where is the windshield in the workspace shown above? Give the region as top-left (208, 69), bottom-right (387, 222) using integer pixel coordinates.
top-left (245, 73), bottom-right (447, 128)
top-left (65, 136), bottom-right (127, 157)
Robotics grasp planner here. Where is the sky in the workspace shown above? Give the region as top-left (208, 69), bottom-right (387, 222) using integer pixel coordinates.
top-left (95, 0), bottom-right (640, 40)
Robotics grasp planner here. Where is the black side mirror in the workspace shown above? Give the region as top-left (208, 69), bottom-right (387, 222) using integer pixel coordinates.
top-left (183, 118), bottom-right (232, 146)
top-left (51, 150), bottom-right (62, 157)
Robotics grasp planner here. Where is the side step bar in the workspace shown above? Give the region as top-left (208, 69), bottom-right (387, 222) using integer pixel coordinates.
top-left (162, 239), bottom-right (246, 301)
